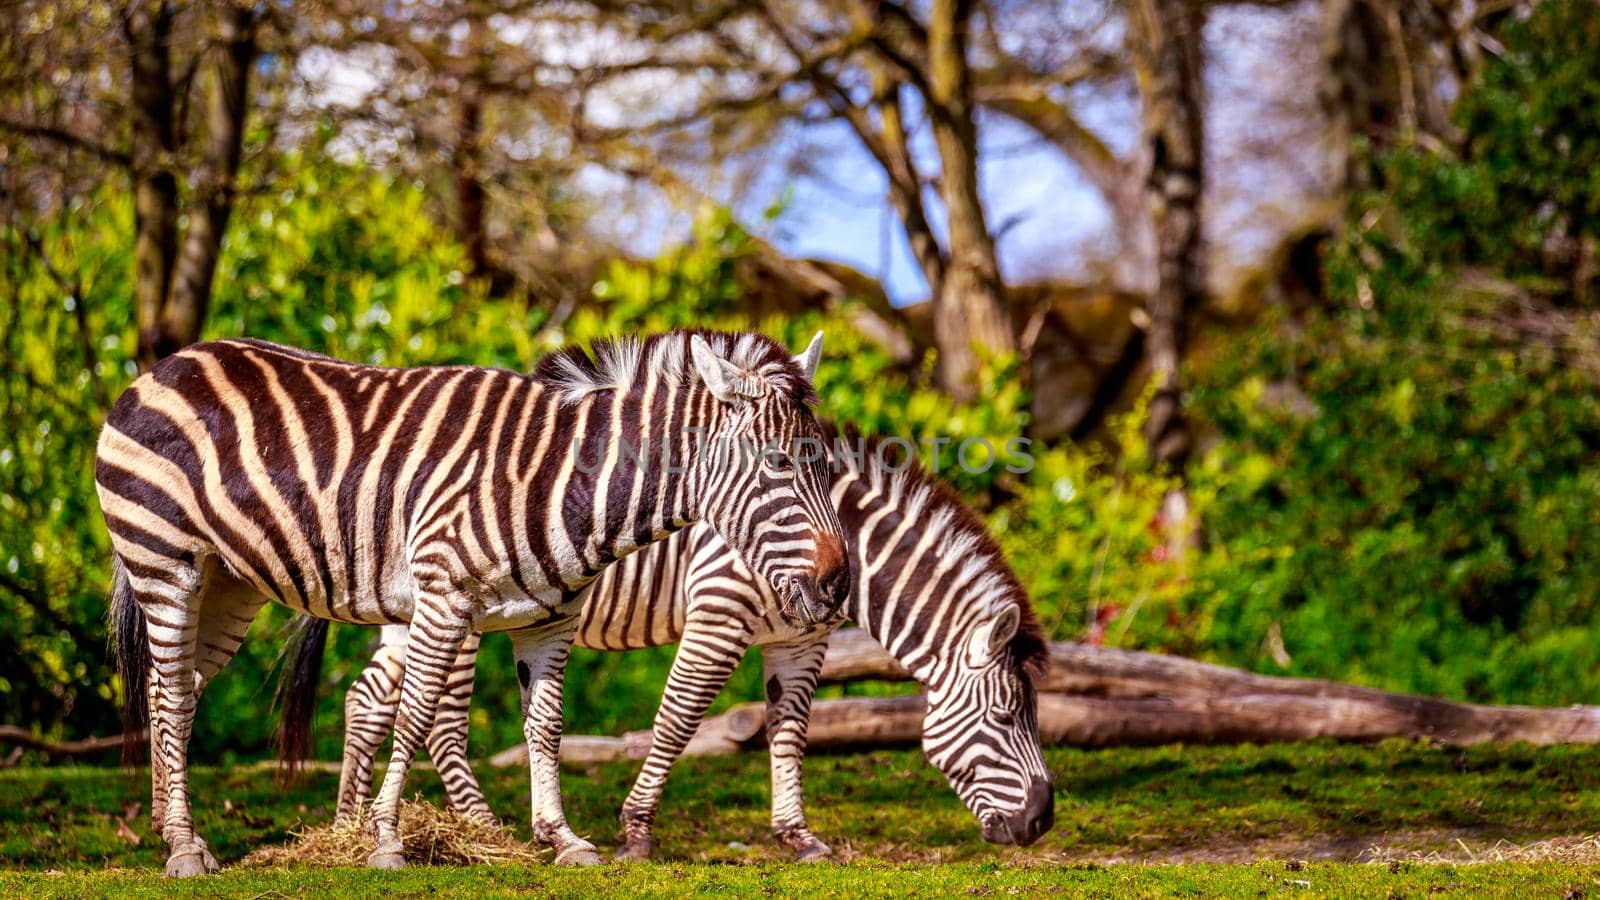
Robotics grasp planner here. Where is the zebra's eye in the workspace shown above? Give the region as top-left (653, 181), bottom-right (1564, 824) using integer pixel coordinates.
top-left (992, 710), bottom-right (1017, 727)
top-left (767, 453), bottom-right (794, 472)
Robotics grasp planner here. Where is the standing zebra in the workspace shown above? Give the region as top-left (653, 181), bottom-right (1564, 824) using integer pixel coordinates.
top-left (97, 330), bottom-right (849, 876)
top-left (285, 425), bottom-right (1055, 859)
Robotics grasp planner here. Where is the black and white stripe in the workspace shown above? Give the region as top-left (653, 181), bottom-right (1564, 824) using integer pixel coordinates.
top-left (98, 330), bottom-right (847, 875)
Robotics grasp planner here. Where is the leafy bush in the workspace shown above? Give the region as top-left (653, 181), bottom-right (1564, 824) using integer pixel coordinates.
top-left (1179, 274), bottom-right (1600, 703)
top-left (0, 193), bottom-right (136, 743)
top-left (1366, 2), bottom-right (1600, 299)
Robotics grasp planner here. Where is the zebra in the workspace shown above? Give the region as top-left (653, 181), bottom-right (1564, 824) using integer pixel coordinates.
top-left (96, 329), bottom-right (850, 876)
top-left (282, 424), bottom-right (1055, 860)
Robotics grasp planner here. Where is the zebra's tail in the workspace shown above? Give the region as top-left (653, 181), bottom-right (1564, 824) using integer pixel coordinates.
top-left (108, 557), bottom-right (149, 767)
top-left (273, 615), bottom-right (329, 782)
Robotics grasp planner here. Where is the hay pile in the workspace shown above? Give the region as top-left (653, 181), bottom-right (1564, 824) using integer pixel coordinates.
top-left (244, 799), bottom-right (547, 867)
top-left (1363, 834), bottom-right (1600, 865)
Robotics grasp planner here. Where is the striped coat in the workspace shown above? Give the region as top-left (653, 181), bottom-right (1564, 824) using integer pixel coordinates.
top-left (98, 330), bottom-right (847, 875)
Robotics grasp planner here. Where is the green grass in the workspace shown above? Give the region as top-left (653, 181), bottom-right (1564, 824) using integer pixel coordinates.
top-left (3, 741), bottom-right (1600, 895)
top-left (2, 862), bottom-right (1598, 898)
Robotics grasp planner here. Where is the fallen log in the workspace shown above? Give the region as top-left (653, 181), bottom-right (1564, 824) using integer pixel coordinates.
top-left (543, 688), bottom-right (1600, 762)
top-left (0, 725), bottom-right (148, 759)
top-left (1036, 693), bottom-right (1600, 747)
top-left (487, 634), bottom-right (1600, 764)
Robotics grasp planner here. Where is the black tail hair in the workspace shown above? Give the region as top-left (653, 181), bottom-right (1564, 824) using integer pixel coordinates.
top-left (273, 615), bottom-right (329, 782)
top-left (108, 558), bottom-right (150, 767)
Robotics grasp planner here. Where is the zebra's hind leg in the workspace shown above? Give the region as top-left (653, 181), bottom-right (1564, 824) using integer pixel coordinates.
top-left (137, 559), bottom-right (266, 876)
top-left (366, 599), bottom-right (470, 870)
top-left (510, 618), bottom-right (598, 866)
top-left (616, 620), bottom-right (754, 862)
top-left (761, 639), bottom-right (831, 861)
top-left (424, 633), bottom-right (496, 825)
top-left (337, 625), bottom-right (406, 822)
top-left (184, 571), bottom-right (268, 872)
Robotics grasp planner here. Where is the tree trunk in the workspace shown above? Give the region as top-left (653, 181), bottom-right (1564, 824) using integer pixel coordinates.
top-left (452, 7), bottom-right (514, 297)
top-left (129, 1), bottom-right (257, 367)
top-left (926, 0), bottom-right (1015, 401)
top-left (165, 2), bottom-right (257, 360)
top-left (127, 1), bottom-right (181, 370)
top-left (1129, 0), bottom-right (1205, 476)
top-left (454, 90), bottom-right (494, 281)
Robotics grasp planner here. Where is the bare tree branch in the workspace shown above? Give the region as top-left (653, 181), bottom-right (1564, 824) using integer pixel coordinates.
top-left (0, 118), bottom-right (132, 167)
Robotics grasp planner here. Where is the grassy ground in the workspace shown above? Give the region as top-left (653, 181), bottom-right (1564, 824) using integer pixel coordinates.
top-left (3, 740), bottom-right (1599, 895)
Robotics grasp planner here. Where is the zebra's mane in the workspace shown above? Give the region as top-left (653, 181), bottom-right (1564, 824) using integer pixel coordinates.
top-left (824, 422), bottom-right (1049, 680)
top-left (533, 330), bottom-right (816, 407)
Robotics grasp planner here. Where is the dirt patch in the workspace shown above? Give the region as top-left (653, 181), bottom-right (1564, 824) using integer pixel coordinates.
top-left (243, 800), bottom-right (546, 868)
top-left (983, 829), bottom-right (1600, 866)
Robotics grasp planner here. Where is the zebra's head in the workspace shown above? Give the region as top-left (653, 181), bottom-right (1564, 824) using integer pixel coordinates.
top-left (922, 601), bottom-right (1054, 847)
top-left (687, 331), bottom-right (850, 627)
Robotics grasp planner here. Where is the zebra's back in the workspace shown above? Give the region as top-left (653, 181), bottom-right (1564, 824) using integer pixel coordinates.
top-left (94, 338), bottom-right (535, 625)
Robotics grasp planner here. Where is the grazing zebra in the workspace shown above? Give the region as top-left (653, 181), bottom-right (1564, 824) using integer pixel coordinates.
top-left (284, 425), bottom-right (1055, 859)
top-left (97, 330), bottom-right (849, 876)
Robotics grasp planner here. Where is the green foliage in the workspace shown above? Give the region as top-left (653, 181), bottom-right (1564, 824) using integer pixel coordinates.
top-left (1014, 1), bottom-right (1600, 702)
top-left (1182, 280), bottom-right (1600, 702)
top-left (0, 193), bottom-right (137, 742)
top-left (1115, 0), bottom-right (1600, 702)
top-left (0, 155), bottom-right (553, 758)
top-left (993, 395), bottom-right (1196, 650)
top-left (1362, 2), bottom-right (1600, 298)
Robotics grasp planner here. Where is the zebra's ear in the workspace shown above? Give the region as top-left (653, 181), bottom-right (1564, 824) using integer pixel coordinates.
top-left (965, 604), bottom-right (1021, 668)
top-left (691, 334), bottom-right (756, 403)
top-left (794, 331), bottom-right (824, 382)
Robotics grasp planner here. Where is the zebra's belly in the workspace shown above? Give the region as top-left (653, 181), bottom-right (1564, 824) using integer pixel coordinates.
top-left (472, 586), bottom-right (577, 633)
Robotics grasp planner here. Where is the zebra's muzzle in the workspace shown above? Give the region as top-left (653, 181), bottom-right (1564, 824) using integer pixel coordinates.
top-left (980, 777), bottom-right (1056, 846)
top-left (779, 574), bottom-right (838, 629)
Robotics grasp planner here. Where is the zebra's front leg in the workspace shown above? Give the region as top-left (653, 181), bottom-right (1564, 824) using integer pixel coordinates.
top-left (762, 639), bottom-right (831, 861)
top-left (366, 604), bottom-right (470, 870)
top-left (424, 633), bottom-right (496, 825)
top-left (338, 626), bottom-right (405, 822)
top-left (616, 623), bottom-right (754, 861)
top-left (510, 619), bottom-right (597, 865)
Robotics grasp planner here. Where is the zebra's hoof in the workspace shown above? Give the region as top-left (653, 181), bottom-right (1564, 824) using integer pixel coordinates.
top-left (555, 845), bottom-right (603, 866)
top-left (613, 840), bottom-right (653, 862)
top-left (367, 844), bottom-right (407, 870)
top-left (193, 838), bottom-right (219, 873)
top-left (163, 849), bottom-right (212, 878)
top-left (793, 840), bottom-right (833, 863)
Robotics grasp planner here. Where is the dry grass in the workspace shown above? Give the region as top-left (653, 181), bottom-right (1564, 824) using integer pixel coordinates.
top-left (1362, 833), bottom-right (1600, 865)
top-left (243, 800), bottom-right (547, 868)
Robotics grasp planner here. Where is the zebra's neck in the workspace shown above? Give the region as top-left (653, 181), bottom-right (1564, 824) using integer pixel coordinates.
top-left (523, 370), bottom-right (721, 591)
top-left (832, 452), bottom-right (1024, 688)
